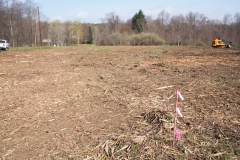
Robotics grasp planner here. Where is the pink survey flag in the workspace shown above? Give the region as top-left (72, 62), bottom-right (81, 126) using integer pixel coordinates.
top-left (176, 107), bottom-right (183, 117)
top-left (174, 91), bottom-right (184, 100)
top-left (178, 91), bottom-right (184, 100)
top-left (175, 128), bottom-right (181, 140)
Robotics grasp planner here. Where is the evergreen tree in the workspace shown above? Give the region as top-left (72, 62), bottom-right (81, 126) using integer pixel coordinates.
top-left (87, 26), bottom-right (93, 44)
top-left (132, 10), bottom-right (147, 33)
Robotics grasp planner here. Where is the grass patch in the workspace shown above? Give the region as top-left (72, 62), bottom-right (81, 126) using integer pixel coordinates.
top-left (126, 57), bottom-right (141, 67)
top-left (92, 47), bottom-right (111, 54)
top-left (131, 143), bottom-right (139, 155)
top-left (47, 152), bottom-right (68, 160)
top-left (166, 114), bottom-right (173, 123)
top-left (10, 46), bottom-right (54, 51)
top-left (148, 46), bottom-right (171, 58)
top-left (99, 48), bottom-right (110, 54)
top-left (84, 151), bottom-right (94, 157)
top-left (211, 76), bottom-right (235, 84)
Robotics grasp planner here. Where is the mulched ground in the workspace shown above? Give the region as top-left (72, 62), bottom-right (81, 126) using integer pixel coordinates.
top-left (0, 46), bottom-right (239, 159)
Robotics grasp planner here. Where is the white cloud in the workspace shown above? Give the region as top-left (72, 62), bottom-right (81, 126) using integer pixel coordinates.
top-left (145, 9), bottom-right (160, 18)
top-left (76, 12), bottom-right (89, 19)
top-left (165, 6), bottom-right (175, 14)
top-left (115, 9), bottom-right (133, 21)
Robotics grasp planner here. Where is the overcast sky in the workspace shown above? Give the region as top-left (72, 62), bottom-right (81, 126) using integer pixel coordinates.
top-left (34, 0), bottom-right (240, 23)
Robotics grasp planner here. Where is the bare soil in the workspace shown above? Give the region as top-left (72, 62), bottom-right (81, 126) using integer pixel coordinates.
top-left (0, 46), bottom-right (239, 160)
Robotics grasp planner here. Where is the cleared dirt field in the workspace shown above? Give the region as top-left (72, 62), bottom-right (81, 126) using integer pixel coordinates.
top-left (0, 46), bottom-right (239, 159)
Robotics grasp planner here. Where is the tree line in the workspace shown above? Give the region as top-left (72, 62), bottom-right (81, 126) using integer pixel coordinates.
top-left (1, 0), bottom-right (240, 47)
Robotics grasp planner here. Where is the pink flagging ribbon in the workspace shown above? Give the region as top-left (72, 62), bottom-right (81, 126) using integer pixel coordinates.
top-left (173, 90), bottom-right (184, 147)
top-left (175, 128), bottom-right (181, 140)
top-left (175, 91), bottom-right (184, 100)
top-left (178, 92), bottom-right (184, 101)
top-left (176, 107), bottom-right (183, 117)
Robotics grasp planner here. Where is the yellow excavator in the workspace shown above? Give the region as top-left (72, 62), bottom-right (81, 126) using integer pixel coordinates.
top-left (212, 38), bottom-right (232, 48)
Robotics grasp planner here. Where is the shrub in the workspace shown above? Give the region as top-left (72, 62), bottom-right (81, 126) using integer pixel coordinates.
top-left (101, 32), bottom-right (165, 46)
top-left (108, 32), bottom-right (126, 46)
top-left (232, 42), bottom-right (240, 48)
top-left (196, 41), bottom-right (206, 46)
top-left (128, 34), bottom-right (140, 46)
top-left (127, 33), bottom-right (165, 46)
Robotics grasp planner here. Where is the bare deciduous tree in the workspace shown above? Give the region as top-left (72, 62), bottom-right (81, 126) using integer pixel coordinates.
top-left (156, 10), bottom-right (170, 32)
top-left (169, 15), bottom-right (185, 46)
top-left (49, 19), bottom-right (66, 46)
top-left (145, 16), bottom-right (157, 33)
top-left (24, 0), bottom-right (38, 46)
top-left (70, 20), bottom-right (82, 45)
top-left (234, 12), bottom-right (240, 43)
top-left (103, 12), bottom-right (121, 33)
top-left (0, 2), bottom-right (240, 47)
